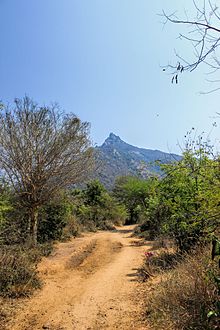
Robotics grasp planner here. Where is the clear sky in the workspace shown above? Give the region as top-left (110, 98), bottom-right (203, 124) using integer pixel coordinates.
top-left (0, 0), bottom-right (219, 154)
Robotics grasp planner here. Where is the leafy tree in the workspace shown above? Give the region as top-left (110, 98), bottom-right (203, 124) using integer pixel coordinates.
top-left (83, 180), bottom-right (106, 206)
top-left (158, 146), bottom-right (219, 251)
top-left (0, 97), bottom-right (93, 245)
top-left (114, 176), bottom-right (158, 224)
top-left (37, 196), bottom-right (72, 242)
top-left (71, 180), bottom-right (127, 229)
top-left (136, 132), bottom-right (220, 250)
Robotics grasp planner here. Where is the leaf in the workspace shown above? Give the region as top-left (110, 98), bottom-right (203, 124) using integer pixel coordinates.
top-left (207, 310), bottom-right (217, 319)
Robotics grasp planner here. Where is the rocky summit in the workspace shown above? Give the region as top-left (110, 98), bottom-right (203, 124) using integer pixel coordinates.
top-left (94, 133), bottom-right (181, 189)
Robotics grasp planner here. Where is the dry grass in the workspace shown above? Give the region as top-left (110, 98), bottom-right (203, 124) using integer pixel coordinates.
top-left (0, 246), bottom-right (41, 298)
top-left (0, 246), bottom-right (44, 329)
top-left (139, 247), bottom-right (182, 281)
top-left (61, 215), bottom-right (81, 241)
top-left (144, 247), bottom-right (219, 330)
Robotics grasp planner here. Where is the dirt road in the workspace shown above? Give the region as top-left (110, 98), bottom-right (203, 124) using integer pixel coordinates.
top-left (9, 226), bottom-right (149, 330)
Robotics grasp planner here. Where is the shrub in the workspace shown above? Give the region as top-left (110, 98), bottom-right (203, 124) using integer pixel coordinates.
top-left (113, 176), bottom-right (158, 225)
top-left (61, 215), bottom-right (81, 240)
top-left (37, 200), bottom-right (71, 243)
top-left (0, 196), bottom-right (73, 245)
top-left (71, 181), bottom-right (128, 231)
top-left (0, 246), bottom-right (41, 297)
top-left (145, 246), bottom-right (219, 330)
top-left (135, 145), bottom-right (220, 252)
top-left (0, 207), bottom-right (29, 245)
top-left (141, 250), bottom-right (182, 281)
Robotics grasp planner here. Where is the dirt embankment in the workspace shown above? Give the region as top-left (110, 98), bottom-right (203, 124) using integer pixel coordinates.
top-left (8, 226), bottom-right (150, 330)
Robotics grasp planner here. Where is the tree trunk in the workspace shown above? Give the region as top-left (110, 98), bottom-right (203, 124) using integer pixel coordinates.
top-left (28, 207), bottom-right (39, 246)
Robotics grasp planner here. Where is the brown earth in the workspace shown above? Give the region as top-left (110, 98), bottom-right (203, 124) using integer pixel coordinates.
top-left (7, 225), bottom-right (150, 330)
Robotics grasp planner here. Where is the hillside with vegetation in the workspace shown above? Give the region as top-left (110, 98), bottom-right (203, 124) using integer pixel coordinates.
top-left (95, 132), bottom-right (181, 188)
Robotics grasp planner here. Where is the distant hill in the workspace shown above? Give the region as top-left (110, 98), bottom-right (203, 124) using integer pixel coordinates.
top-left (94, 133), bottom-right (181, 189)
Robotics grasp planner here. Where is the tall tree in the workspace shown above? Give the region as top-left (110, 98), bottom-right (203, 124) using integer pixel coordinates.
top-left (0, 97), bottom-right (93, 245)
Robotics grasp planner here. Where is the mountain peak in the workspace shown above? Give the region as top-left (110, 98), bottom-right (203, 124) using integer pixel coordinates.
top-left (96, 133), bottom-right (182, 188)
top-left (103, 133), bottom-right (122, 145)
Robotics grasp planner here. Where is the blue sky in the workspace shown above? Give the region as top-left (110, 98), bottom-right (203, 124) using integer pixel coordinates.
top-left (0, 0), bottom-right (219, 153)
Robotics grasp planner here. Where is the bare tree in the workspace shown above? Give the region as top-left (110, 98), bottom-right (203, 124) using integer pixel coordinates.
top-left (0, 97), bottom-right (94, 245)
top-left (163, 0), bottom-right (220, 91)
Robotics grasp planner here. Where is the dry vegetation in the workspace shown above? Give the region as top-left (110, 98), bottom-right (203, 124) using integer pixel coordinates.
top-left (0, 247), bottom-right (42, 298)
top-left (142, 245), bottom-right (220, 330)
top-left (0, 245), bottom-right (48, 329)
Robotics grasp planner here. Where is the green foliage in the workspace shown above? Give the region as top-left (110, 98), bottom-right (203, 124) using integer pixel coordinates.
top-left (37, 198), bottom-right (72, 243)
top-left (135, 135), bottom-right (220, 252)
top-left (83, 180), bottom-right (106, 206)
top-left (0, 194), bottom-right (73, 245)
top-left (0, 199), bottom-right (12, 225)
top-left (0, 184), bottom-right (21, 245)
top-left (158, 146), bottom-right (220, 251)
top-left (71, 180), bottom-right (128, 230)
top-left (113, 176), bottom-right (158, 224)
top-left (0, 181), bottom-right (13, 227)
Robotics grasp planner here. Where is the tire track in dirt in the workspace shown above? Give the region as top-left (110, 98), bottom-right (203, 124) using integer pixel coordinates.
top-left (8, 226), bottom-right (149, 330)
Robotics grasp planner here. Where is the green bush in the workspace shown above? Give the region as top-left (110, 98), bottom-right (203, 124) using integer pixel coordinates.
top-left (158, 149), bottom-right (220, 252)
top-left (0, 185), bottom-right (16, 245)
top-left (113, 176), bottom-right (157, 224)
top-left (0, 196), bottom-right (73, 245)
top-left (71, 180), bottom-right (128, 230)
top-left (135, 144), bottom-right (220, 252)
top-left (37, 200), bottom-right (71, 243)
